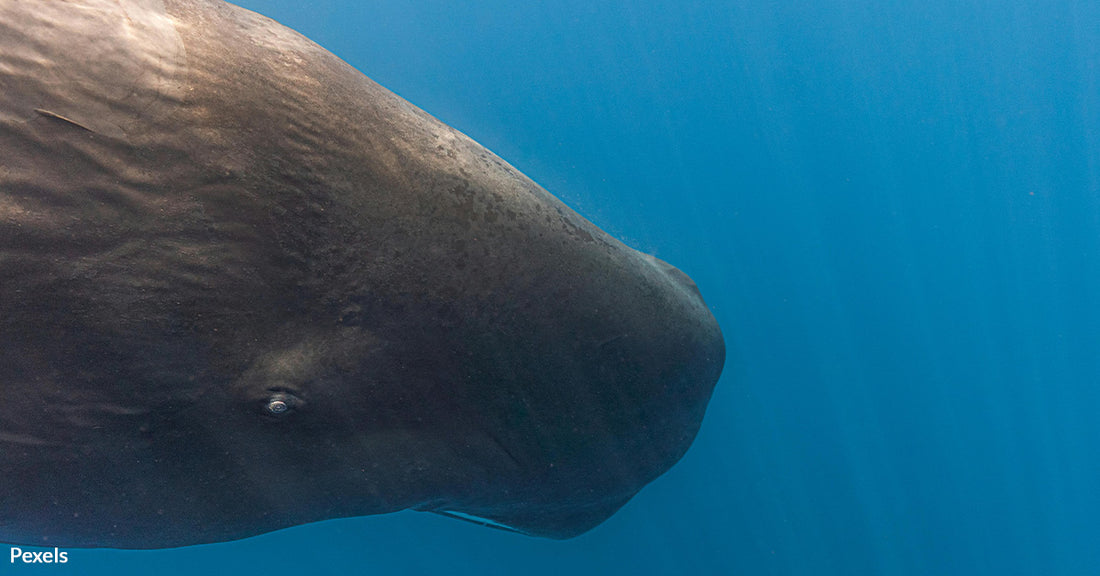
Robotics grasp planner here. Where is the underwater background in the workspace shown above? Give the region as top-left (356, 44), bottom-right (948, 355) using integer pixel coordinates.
top-left (39, 0), bottom-right (1097, 574)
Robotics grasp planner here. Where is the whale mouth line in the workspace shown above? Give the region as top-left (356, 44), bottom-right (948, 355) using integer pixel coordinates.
top-left (431, 510), bottom-right (527, 535)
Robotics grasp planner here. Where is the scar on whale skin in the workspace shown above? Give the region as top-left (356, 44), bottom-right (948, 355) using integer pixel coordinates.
top-left (34, 109), bottom-right (95, 133)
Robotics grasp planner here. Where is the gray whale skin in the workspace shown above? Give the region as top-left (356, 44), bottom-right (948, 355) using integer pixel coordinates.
top-left (0, 0), bottom-right (724, 548)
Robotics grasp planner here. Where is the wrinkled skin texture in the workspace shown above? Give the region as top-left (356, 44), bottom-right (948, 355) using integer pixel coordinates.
top-left (0, 0), bottom-right (724, 548)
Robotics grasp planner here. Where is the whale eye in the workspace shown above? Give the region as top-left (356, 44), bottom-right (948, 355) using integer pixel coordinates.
top-left (261, 390), bottom-right (302, 417)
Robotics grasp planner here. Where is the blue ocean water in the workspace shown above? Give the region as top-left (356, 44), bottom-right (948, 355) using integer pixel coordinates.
top-left (35, 0), bottom-right (1098, 574)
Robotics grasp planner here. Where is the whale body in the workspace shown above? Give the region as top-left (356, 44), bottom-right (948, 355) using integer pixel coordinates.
top-left (0, 0), bottom-right (724, 548)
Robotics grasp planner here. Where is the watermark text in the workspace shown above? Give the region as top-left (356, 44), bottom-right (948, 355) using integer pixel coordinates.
top-left (10, 547), bottom-right (69, 564)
